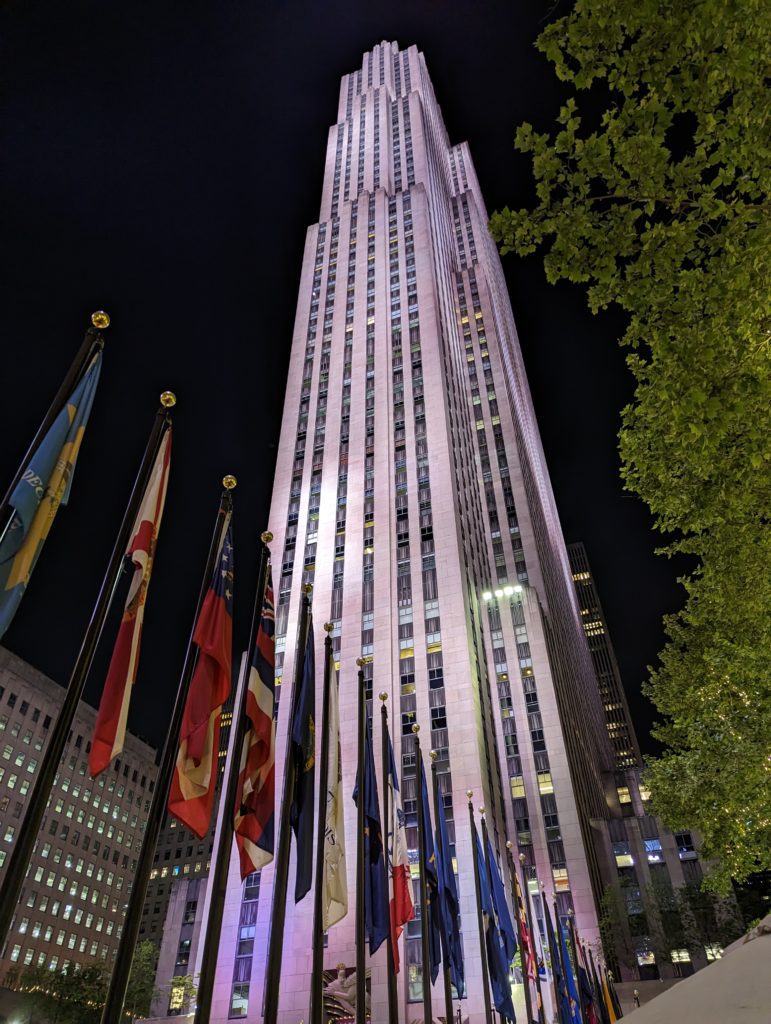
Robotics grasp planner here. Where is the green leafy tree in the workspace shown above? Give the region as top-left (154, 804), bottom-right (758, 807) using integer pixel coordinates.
top-left (125, 939), bottom-right (160, 1019)
top-left (490, 0), bottom-right (771, 891)
top-left (167, 973), bottom-right (198, 1016)
top-left (18, 961), bottom-right (108, 1024)
top-left (598, 880), bottom-right (637, 973)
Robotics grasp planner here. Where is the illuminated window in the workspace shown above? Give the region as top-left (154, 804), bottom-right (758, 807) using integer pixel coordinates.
top-left (671, 949), bottom-right (691, 962)
top-left (617, 786), bottom-right (631, 804)
top-left (552, 867), bottom-right (570, 891)
top-left (705, 944), bottom-right (723, 961)
top-left (537, 772), bottom-right (554, 795)
top-left (510, 776), bottom-right (525, 799)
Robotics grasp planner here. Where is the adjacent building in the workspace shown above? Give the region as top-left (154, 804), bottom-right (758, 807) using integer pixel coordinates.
top-left (567, 543), bottom-right (742, 979)
top-left (0, 646), bottom-right (157, 980)
top-left (208, 41), bottom-right (622, 1023)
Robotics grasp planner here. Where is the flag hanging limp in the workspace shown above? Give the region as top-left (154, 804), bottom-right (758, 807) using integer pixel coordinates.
top-left (169, 516), bottom-right (234, 838)
top-left (0, 351), bottom-right (102, 638)
top-left (90, 427), bottom-right (172, 777)
top-left (321, 645), bottom-right (347, 929)
top-left (234, 565), bottom-right (276, 878)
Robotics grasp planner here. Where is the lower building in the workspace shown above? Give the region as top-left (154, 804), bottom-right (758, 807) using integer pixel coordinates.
top-left (567, 545), bottom-right (744, 979)
top-left (0, 646), bottom-right (157, 980)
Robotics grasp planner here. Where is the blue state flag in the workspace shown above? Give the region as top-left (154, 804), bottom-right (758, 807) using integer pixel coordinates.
top-left (487, 835), bottom-right (518, 964)
top-left (559, 916), bottom-right (581, 1022)
top-left (0, 351), bottom-right (102, 638)
top-left (352, 714), bottom-right (389, 953)
top-left (544, 897), bottom-right (572, 1024)
top-left (435, 777), bottom-right (465, 996)
top-left (474, 823), bottom-right (516, 1022)
top-left (290, 613), bottom-right (315, 902)
top-left (418, 753), bottom-right (442, 984)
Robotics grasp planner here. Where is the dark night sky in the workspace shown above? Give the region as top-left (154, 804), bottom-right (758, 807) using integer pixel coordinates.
top-left (0, 0), bottom-right (682, 756)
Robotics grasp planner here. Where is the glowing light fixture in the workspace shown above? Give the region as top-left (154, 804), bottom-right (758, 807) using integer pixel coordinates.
top-left (482, 591), bottom-right (493, 602)
top-left (494, 588), bottom-right (504, 598)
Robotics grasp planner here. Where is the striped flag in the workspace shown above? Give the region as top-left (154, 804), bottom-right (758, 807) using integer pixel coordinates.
top-left (321, 645), bottom-right (347, 929)
top-left (89, 428), bottom-right (172, 777)
top-left (514, 866), bottom-right (537, 982)
top-left (0, 351), bottom-right (102, 639)
top-left (386, 731), bottom-right (414, 971)
top-left (233, 566), bottom-right (276, 878)
top-left (168, 516), bottom-right (234, 838)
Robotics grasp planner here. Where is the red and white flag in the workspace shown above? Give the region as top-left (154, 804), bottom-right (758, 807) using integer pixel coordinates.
top-left (89, 429), bottom-right (172, 777)
top-left (233, 566), bottom-right (276, 878)
top-left (386, 730), bottom-right (415, 971)
top-left (168, 514), bottom-right (234, 838)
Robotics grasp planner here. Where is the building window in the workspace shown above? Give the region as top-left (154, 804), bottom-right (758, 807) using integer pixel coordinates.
top-left (230, 982), bottom-right (249, 1018)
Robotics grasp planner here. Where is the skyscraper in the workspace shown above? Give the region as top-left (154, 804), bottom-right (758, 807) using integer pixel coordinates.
top-left (214, 41), bottom-right (617, 1022)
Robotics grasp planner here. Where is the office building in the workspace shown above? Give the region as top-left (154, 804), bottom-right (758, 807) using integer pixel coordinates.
top-left (212, 41), bottom-right (618, 1023)
top-left (0, 646), bottom-right (157, 980)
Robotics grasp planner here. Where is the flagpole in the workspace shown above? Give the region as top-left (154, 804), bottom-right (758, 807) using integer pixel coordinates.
top-left (193, 531), bottom-right (273, 1024)
top-left (502, 843), bottom-right (536, 1024)
top-left (263, 586), bottom-right (313, 1024)
top-left (468, 795), bottom-right (494, 1024)
top-left (553, 899), bottom-right (571, 1024)
top-left (354, 661), bottom-right (367, 1024)
top-left (99, 479), bottom-right (233, 1024)
top-left (521, 855), bottom-right (547, 1024)
top-left (429, 750), bottom-right (455, 1024)
top-left (479, 813), bottom-right (505, 1024)
top-left (567, 912), bottom-right (588, 1024)
top-left (378, 693), bottom-right (399, 1024)
top-left (309, 623), bottom-right (335, 1024)
top-left (0, 390), bottom-right (174, 950)
top-left (541, 883), bottom-right (563, 1024)
top-left (413, 728), bottom-right (433, 1024)
top-left (0, 311), bottom-right (108, 545)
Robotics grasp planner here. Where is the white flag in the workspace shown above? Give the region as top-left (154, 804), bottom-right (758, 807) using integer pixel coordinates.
top-left (322, 649), bottom-right (348, 928)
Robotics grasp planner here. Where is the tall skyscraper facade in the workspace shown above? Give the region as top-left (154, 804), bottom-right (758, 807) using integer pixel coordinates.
top-left (214, 42), bottom-right (617, 1022)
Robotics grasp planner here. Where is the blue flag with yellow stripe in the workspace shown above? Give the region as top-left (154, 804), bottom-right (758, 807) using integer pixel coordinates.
top-left (0, 352), bottom-right (102, 639)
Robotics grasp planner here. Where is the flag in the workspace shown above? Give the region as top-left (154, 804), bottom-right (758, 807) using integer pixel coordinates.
top-left (168, 517), bottom-right (234, 838)
top-left (386, 731), bottom-right (414, 970)
top-left (233, 565), bottom-right (276, 878)
top-left (544, 897), bottom-right (572, 1024)
top-left (353, 715), bottom-right (389, 953)
top-left (418, 753), bottom-right (442, 984)
top-left (559, 915), bottom-right (581, 1022)
top-left (487, 836), bottom-right (517, 965)
top-left (0, 351), bottom-right (102, 639)
top-left (436, 778), bottom-right (465, 996)
top-left (575, 940), bottom-right (598, 1024)
top-left (588, 949), bottom-right (611, 1024)
top-left (89, 428), bottom-right (172, 777)
top-left (605, 967), bottom-right (623, 1020)
top-left (513, 868), bottom-right (537, 982)
top-left (601, 971), bottom-right (617, 1024)
top-left (474, 823), bottom-right (515, 1022)
top-left (290, 613), bottom-right (315, 902)
top-left (321, 645), bottom-right (347, 929)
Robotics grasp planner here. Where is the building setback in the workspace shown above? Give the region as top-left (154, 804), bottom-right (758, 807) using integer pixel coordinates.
top-left (212, 41), bottom-right (618, 1023)
top-left (0, 646), bottom-right (157, 979)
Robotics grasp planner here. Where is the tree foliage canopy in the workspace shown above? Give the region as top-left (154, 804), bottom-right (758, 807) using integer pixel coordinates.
top-left (490, 0), bottom-right (770, 890)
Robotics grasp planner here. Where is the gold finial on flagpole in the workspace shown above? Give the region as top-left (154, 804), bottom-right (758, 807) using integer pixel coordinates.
top-left (379, 691), bottom-right (388, 702)
top-left (356, 657), bottom-right (364, 667)
top-left (412, 723), bottom-right (420, 734)
top-left (261, 530), bottom-right (273, 544)
top-left (324, 622), bottom-right (334, 633)
top-left (506, 841), bottom-right (513, 850)
top-left (467, 790), bottom-right (473, 800)
top-left (160, 391), bottom-right (176, 408)
top-left (302, 583), bottom-right (313, 594)
top-left (223, 475), bottom-right (237, 490)
top-left (91, 310), bottom-right (110, 329)
top-left (430, 749), bottom-right (438, 761)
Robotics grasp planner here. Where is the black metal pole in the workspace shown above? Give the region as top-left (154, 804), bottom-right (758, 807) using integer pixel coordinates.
top-left (479, 815), bottom-right (506, 1024)
top-left (413, 730), bottom-right (433, 1024)
top-left (193, 533), bottom-right (272, 1024)
top-left (430, 751), bottom-right (455, 1024)
top-left (519, 855), bottom-right (547, 1024)
top-left (355, 662), bottom-right (367, 1024)
top-left (567, 913), bottom-right (588, 1024)
top-left (553, 900), bottom-right (570, 1024)
top-left (100, 483), bottom-right (232, 1024)
top-left (263, 588), bottom-right (312, 1024)
top-left (309, 624), bottom-right (334, 1024)
top-left (0, 394), bottom-right (173, 950)
top-left (0, 312), bottom-right (107, 540)
top-left (378, 695), bottom-right (398, 1024)
top-left (503, 844), bottom-right (534, 1024)
top-left (468, 796), bottom-right (493, 1024)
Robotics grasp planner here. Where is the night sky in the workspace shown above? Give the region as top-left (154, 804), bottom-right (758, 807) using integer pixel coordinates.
top-left (0, 0), bottom-right (682, 756)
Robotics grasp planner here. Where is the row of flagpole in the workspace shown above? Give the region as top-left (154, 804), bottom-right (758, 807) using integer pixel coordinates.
top-left (0, 314), bottom-right (626, 1024)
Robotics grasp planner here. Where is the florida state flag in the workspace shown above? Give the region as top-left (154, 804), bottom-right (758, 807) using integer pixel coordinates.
top-left (168, 515), bottom-right (234, 838)
top-left (89, 428), bottom-right (172, 777)
top-left (233, 565), bottom-right (276, 878)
